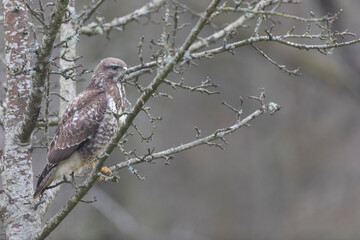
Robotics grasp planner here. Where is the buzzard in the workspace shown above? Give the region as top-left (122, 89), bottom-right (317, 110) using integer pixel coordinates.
top-left (33, 57), bottom-right (129, 199)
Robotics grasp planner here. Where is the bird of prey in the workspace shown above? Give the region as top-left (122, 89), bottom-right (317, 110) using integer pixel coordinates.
top-left (33, 57), bottom-right (130, 199)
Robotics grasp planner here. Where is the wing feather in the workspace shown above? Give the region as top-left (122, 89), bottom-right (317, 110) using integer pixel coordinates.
top-left (47, 89), bottom-right (107, 165)
top-left (33, 89), bottom-right (108, 199)
top-left (33, 89), bottom-right (107, 199)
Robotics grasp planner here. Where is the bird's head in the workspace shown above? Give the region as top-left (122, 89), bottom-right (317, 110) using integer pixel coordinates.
top-left (93, 57), bottom-right (130, 86)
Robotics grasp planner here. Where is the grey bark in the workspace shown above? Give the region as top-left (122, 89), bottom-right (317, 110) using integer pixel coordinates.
top-left (1, 1), bottom-right (42, 239)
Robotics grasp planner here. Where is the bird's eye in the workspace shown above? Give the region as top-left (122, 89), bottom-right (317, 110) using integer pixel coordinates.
top-left (110, 66), bottom-right (120, 71)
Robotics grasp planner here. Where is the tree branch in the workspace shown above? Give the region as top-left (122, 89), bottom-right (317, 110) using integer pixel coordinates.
top-left (218, 6), bottom-right (334, 23)
top-left (17, 0), bottom-right (69, 143)
top-left (189, 35), bottom-right (360, 60)
top-left (109, 101), bottom-right (281, 172)
top-left (126, 33), bottom-right (360, 81)
top-left (34, 0), bottom-right (222, 239)
top-left (80, 0), bottom-right (165, 36)
top-left (189, 0), bottom-right (275, 52)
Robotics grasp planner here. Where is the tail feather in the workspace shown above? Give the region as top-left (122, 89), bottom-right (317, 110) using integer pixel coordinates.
top-left (33, 164), bottom-right (57, 200)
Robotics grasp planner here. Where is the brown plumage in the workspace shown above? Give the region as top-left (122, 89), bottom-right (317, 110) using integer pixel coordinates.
top-left (33, 58), bottom-right (129, 199)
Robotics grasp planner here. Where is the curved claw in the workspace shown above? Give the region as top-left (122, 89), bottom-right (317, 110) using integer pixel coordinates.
top-left (91, 162), bottom-right (112, 181)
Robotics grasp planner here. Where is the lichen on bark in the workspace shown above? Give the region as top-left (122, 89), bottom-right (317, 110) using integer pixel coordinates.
top-left (1, 1), bottom-right (42, 239)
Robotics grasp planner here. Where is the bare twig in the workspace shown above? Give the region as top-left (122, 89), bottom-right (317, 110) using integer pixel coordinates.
top-left (25, 2), bottom-right (46, 27)
top-left (81, 0), bottom-right (106, 23)
top-left (251, 43), bottom-right (301, 75)
top-left (164, 77), bottom-right (220, 95)
top-left (137, 36), bottom-right (145, 66)
top-left (80, 0), bottom-right (165, 36)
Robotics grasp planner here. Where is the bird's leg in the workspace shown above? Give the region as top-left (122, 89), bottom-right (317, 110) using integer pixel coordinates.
top-left (61, 173), bottom-right (78, 190)
top-left (91, 161), bottom-right (113, 181)
top-left (45, 175), bottom-right (74, 192)
top-left (69, 172), bottom-right (77, 186)
top-left (75, 172), bottom-right (87, 178)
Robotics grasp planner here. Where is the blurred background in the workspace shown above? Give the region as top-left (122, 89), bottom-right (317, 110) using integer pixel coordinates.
top-left (2, 0), bottom-right (360, 239)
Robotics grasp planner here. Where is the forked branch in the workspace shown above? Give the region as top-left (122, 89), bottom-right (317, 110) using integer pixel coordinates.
top-left (109, 95), bottom-right (280, 172)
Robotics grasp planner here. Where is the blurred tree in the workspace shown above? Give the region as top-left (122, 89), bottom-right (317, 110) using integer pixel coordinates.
top-left (0, 0), bottom-right (359, 239)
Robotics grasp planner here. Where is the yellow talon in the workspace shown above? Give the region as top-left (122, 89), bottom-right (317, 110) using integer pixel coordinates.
top-left (100, 167), bottom-right (112, 181)
top-left (91, 162), bottom-right (112, 180)
top-left (101, 166), bottom-right (112, 175)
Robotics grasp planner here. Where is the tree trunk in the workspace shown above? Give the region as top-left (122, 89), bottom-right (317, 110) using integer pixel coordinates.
top-left (0, 1), bottom-right (42, 239)
top-left (59, 1), bottom-right (77, 116)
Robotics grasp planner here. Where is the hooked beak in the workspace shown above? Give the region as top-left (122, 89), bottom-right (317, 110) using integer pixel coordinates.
top-left (120, 67), bottom-right (129, 83)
